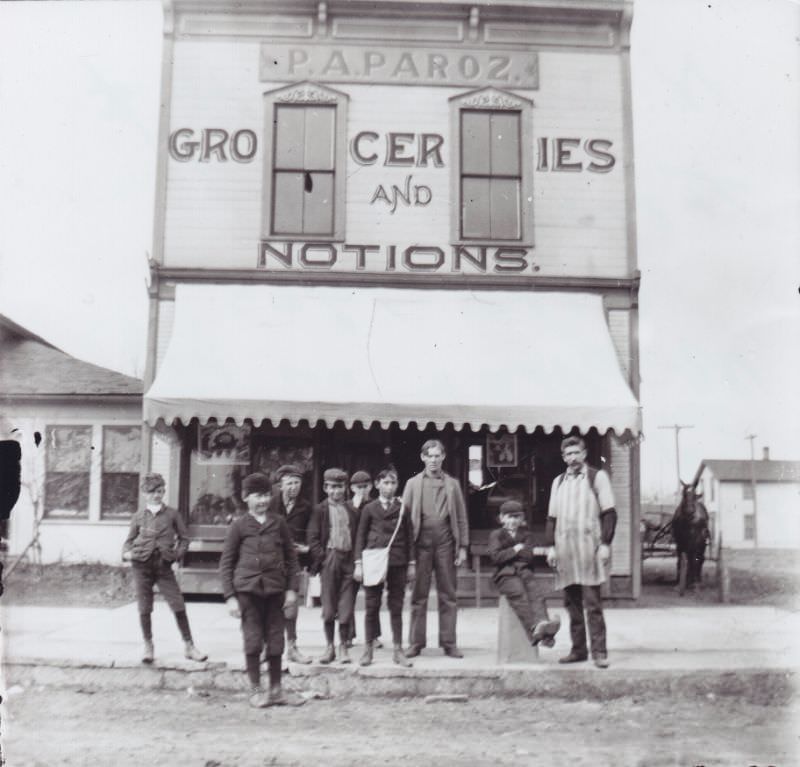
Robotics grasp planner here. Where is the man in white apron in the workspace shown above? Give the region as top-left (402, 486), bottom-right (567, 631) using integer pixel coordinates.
top-left (546, 436), bottom-right (617, 668)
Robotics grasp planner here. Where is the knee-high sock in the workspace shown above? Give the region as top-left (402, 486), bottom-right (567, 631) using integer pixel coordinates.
top-left (139, 612), bottom-right (152, 641)
top-left (174, 610), bottom-right (192, 642)
top-left (267, 655), bottom-right (282, 688)
top-left (245, 653), bottom-right (261, 688)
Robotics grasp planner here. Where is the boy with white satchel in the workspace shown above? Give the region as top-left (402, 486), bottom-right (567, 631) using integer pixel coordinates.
top-left (353, 468), bottom-right (416, 667)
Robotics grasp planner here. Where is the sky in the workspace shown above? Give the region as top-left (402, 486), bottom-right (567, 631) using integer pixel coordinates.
top-left (0, 0), bottom-right (798, 498)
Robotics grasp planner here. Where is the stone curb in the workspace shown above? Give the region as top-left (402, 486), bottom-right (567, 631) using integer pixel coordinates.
top-left (4, 659), bottom-right (796, 704)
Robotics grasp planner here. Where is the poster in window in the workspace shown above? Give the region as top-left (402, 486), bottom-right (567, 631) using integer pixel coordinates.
top-left (486, 433), bottom-right (518, 468)
top-left (197, 423), bottom-right (251, 465)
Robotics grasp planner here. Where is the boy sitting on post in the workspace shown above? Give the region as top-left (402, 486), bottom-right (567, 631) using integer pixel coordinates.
top-left (219, 472), bottom-right (305, 708)
top-left (353, 468), bottom-right (415, 667)
top-left (307, 468), bottom-right (358, 664)
top-left (488, 500), bottom-right (561, 648)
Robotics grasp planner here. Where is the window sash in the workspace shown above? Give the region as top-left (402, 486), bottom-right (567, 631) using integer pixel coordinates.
top-left (459, 110), bottom-right (522, 240)
top-left (273, 171), bottom-right (334, 235)
top-left (271, 105), bottom-right (336, 236)
top-left (44, 426), bottom-right (92, 518)
top-left (101, 426), bottom-right (141, 519)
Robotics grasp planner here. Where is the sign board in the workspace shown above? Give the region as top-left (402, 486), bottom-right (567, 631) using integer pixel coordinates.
top-left (260, 43), bottom-right (538, 89)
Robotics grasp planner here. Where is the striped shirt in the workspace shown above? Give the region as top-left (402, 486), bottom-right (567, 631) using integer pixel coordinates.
top-left (327, 501), bottom-right (352, 551)
top-left (547, 465), bottom-right (614, 589)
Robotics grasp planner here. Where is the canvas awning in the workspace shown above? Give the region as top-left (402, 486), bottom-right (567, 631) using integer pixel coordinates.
top-left (144, 284), bottom-right (641, 435)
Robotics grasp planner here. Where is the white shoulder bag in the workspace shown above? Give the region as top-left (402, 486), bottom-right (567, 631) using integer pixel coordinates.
top-left (361, 503), bottom-right (405, 587)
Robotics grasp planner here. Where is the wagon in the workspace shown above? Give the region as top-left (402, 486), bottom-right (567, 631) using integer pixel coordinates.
top-left (640, 507), bottom-right (728, 600)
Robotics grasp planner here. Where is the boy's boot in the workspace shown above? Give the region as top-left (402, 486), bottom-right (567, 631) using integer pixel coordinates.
top-left (338, 642), bottom-right (352, 664)
top-left (142, 640), bottom-right (154, 664)
top-left (184, 641), bottom-right (208, 662)
top-left (287, 640), bottom-right (312, 664)
top-left (393, 645), bottom-right (412, 668)
top-left (359, 640), bottom-right (374, 667)
top-left (531, 615), bottom-right (561, 646)
top-left (319, 644), bottom-right (336, 664)
top-left (268, 686), bottom-right (306, 707)
top-left (249, 688), bottom-right (271, 708)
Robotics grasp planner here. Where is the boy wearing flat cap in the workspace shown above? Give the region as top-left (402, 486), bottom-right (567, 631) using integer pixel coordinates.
top-left (267, 464), bottom-right (313, 665)
top-left (488, 500), bottom-right (561, 649)
top-left (307, 468), bottom-right (358, 664)
top-left (220, 472), bottom-right (304, 707)
top-left (343, 469), bottom-right (376, 649)
top-left (122, 473), bottom-right (207, 664)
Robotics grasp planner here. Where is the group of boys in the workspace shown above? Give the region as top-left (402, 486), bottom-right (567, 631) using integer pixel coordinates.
top-left (123, 435), bottom-right (617, 708)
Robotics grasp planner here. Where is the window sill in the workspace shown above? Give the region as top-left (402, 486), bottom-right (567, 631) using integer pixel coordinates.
top-left (41, 519), bottom-right (131, 526)
top-left (263, 234), bottom-right (346, 244)
top-left (452, 240), bottom-right (533, 248)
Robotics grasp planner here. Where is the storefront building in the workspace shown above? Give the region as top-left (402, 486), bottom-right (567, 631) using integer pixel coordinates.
top-left (144, 0), bottom-right (642, 596)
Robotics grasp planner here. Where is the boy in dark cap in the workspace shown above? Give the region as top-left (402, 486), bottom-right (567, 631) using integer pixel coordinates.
top-left (354, 468), bottom-right (415, 667)
top-left (267, 463), bottom-right (313, 665)
top-left (122, 473), bottom-right (207, 664)
top-left (344, 469), bottom-right (377, 649)
top-left (307, 468), bottom-right (358, 664)
top-left (488, 500), bottom-right (561, 648)
top-left (220, 472), bottom-right (304, 707)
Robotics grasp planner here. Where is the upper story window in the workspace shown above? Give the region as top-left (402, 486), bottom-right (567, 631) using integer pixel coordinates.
top-left (450, 87), bottom-right (534, 244)
top-left (262, 83), bottom-right (348, 241)
top-left (742, 482), bottom-right (754, 500)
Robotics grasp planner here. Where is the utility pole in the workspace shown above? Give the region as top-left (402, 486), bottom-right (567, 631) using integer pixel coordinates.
top-left (745, 434), bottom-right (759, 548)
top-left (658, 424), bottom-right (694, 495)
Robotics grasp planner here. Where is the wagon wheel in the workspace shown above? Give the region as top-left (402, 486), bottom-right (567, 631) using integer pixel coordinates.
top-left (678, 552), bottom-right (688, 596)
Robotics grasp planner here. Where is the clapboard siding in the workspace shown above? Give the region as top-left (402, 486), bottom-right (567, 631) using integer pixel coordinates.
top-left (609, 435), bottom-right (631, 575)
top-left (607, 309), bottom-right (631, 382)
top-left (163, 40), bottom-right (630, 277)
top-left (155, 299), bottom-right (175, 374)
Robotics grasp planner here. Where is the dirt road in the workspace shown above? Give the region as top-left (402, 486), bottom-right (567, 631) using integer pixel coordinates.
top-left (3, 687), bottom-right (795, 766)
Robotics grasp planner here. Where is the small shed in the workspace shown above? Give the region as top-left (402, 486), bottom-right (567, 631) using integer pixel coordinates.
top-left (693, 451), bottom-right (800, 549)
top-left (0, 314), bottom-right (143, 563)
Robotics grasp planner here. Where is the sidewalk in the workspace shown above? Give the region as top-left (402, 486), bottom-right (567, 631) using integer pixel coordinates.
top-left (3, 601), bottom-right (798, 700)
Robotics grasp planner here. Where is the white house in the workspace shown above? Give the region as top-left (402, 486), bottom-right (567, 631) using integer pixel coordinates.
top-left (1, 314), bottom-right (143, 564)
top-left (694, 451), bottom-right (800, 550)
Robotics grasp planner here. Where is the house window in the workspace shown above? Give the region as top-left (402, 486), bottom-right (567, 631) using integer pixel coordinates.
top-left (44, 426), bottom-right (92, 518)
top-left (742, 482), bottom-right (754, 500)
top-left (101, 426), bottom-right (142, 519)
top-left (450, 87), bottom-right (534, 245)
top-left (263, 83), bottom-right (348, 241)
top-left (743, 513), bottom-right (755, 540)
top-left (460, 111), bottom-right (521, 239)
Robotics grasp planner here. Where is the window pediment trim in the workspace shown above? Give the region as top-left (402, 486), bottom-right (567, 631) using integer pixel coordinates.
top-left (264, 80), bottom-right (350, 105)
top-left (449, 86), bottom-right (534, 111)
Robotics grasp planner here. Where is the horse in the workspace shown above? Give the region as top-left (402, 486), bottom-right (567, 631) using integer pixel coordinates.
top-left (671, 482), bottom-right (710, 594)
